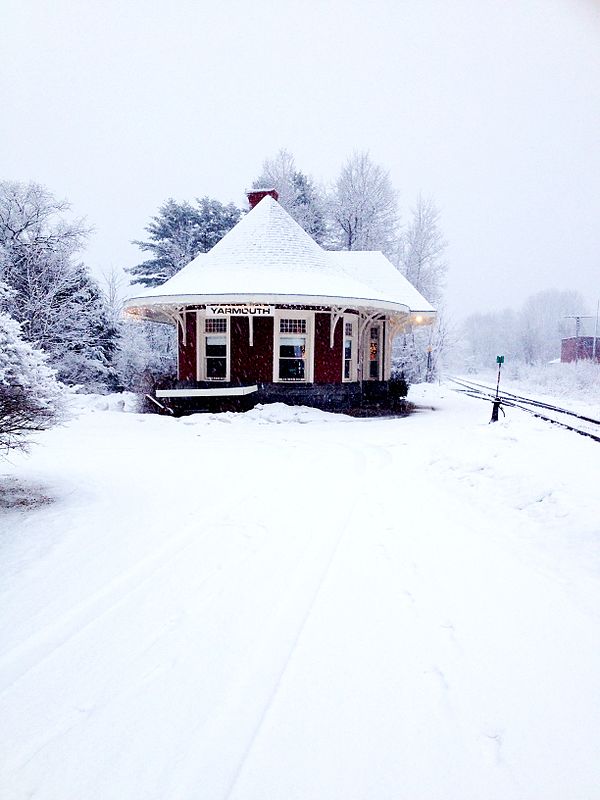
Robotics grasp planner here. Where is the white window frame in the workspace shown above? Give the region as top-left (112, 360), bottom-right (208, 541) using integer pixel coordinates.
top-left (364, 320), bottom-right (384, 381)
top-left (342, 313), bottom-right (358, 382)
top-left (272, 310), bottom-right (314, 383)
top-left (197, 312), bottom-right (230, 381)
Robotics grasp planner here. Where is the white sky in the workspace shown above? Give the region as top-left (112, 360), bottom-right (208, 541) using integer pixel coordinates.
top-left (1, 0), bottom-right (599, 319)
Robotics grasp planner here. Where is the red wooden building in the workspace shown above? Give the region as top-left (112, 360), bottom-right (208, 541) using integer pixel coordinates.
top-left (561, 337), bottom-right (600, 363)
top-left (125, 190), bottom-right (435, 412)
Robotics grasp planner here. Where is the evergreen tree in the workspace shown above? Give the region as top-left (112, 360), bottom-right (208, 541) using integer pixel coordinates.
top-left (289, 171), bottom-right (327, 244)
top-left (49, 265), bottom-right (120, 389)
top-left (129, 197), bottom-right (241, 287)
top-left (0, 283), bottom-right (64, 452)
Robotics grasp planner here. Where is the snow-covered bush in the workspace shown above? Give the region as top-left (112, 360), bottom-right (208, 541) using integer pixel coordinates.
top-left (113, 319), bottom-right (176, 391)
top-left (0, 310), bottom-right (64, 452)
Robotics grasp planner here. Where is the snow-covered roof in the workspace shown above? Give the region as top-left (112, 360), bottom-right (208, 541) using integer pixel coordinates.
top-left (125, 196), bottom-right (435, 316)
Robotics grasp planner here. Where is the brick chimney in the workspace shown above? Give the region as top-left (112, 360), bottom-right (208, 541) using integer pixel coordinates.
top-left (247, 188), bottom-right (279, 210)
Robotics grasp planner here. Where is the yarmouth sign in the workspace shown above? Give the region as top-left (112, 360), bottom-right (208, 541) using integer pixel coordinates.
top-left (205, 304), bottom-right (274, 317)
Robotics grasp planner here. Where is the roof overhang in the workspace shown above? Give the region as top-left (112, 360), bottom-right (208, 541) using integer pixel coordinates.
top-left (124, 292), bottom-right (436, 320)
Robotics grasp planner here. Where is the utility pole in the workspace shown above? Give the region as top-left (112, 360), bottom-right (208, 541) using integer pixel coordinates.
top-left (593, 300), bottom-right (599, 363)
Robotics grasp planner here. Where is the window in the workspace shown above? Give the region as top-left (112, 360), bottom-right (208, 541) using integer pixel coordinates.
top-left (204, 317), bottom-right (228, 380)
top-left (343, 316), bottom-right (357, 381)
top-left (205, 318), bottom-right (226, 333)
top-left (280, 319), bottom-right (306, 334)
top-left (279, 319), bottom-right (307, 380)
top-left (274, 313), bottom-right (313, 382)
top-left (368, 324), bottom-right (381, 380)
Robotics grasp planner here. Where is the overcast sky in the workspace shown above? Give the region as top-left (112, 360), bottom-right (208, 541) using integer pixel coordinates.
top-left (1, 0), bottom-right (599, 319)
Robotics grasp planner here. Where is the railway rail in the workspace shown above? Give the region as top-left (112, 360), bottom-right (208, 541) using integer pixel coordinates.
top-left (448, 376), bottom-right (600, 443)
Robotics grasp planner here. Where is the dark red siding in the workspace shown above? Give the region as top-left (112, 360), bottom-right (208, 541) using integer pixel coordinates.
top-left (247, 189), bottom-right (279, 209)
top-left (561, 337), bottom-right (600, 363)
top-left (230, 316), bottom-right (274, 383)
top-left (314, 312), bottom-right (343, 383)
top-left (178, 311), bottom-right (197, 380)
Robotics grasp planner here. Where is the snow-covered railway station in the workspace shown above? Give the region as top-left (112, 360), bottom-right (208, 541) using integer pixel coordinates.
top-left (125, 190), bottom-right (435, 412)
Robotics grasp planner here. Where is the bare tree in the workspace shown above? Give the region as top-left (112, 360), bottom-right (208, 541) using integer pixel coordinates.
top-left (330, 151), bottom-right (399, 256)
top-left (101, 267), bottom-right (127, 325)
top-left (398, 195), bottom-right (447, 305)
top-left (392, 196), bottom-right (448, 382)
top-left (461, 289), bottom-right (587, 370)
top-left (519, 290), bottom-right (586, 365)
top-left (253, 149), bottom-right (297, 210)
top-left (253, 149), bottom-right (327, 243)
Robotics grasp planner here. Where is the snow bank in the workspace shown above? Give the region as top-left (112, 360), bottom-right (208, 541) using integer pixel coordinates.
top-left (66, 390), bottom-right (141, 414)
top-left (180, 402), bottom-right (353, 427)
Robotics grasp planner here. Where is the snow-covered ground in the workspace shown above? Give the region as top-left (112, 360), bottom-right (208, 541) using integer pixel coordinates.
top-left (463, 363), bottom-right (600, 418)
top-left (1, 384), bottom-right (599, 800)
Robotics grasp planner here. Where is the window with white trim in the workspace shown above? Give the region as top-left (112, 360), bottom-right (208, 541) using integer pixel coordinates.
top-left (342, 315), bottom-right (358, 381)
top-left (274, 312), bottom-right (313, 382)
top-left (367, 322), bottom-right (383, 380)
top-left (204, 317), bottom-right (228, 380)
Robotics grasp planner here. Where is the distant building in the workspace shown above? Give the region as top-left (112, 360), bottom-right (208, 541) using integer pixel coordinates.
top-left (125, 190), bottom-right (435, 412)
top-left (561, 337), bottom-right (600, 363)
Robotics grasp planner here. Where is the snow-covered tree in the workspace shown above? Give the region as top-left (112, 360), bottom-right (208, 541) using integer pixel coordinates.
top-left (393, 310), bottom-right (454, 384)
top-left (129, 197), bottom-right (241, 287)
top-left (393, 197), bottom-right (449, 382)
top-left (113, 319), bottom-right (176, 391)
top-left (0, 181), bottom-right (119, 391)
top-left (252, 150), bottom-right (327, 243)
top-left (518, 290), bottom-right (585, 365)
top-left (47, 264), bottom-right (120, 389)
top-left (461, 290), bottom-right (587, 370)
top-left (100, 268), bottom-right (175, 390)
top-left (460, 309), bottom-right (521, 371)
top-left (398, 195), bottom-right (447, 306)
top-left (0, 283), bottom-right (64, 452)
top-left (329, 151), bottom-right (399, 256)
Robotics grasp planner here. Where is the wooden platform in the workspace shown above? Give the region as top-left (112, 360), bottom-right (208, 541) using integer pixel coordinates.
top-left (156, 385), bottom-right (258, 399)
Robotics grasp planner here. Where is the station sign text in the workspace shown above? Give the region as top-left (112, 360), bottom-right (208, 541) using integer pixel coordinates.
top-left (205, 304), bottom-right (274, 317)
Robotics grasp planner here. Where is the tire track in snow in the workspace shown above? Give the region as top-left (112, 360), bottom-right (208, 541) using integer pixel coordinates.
top-left (0, 519), bottom-right (277, 779)
top-left (164, 440), bottom-right (369, 800)
top-left (0, 511), bottom-right (249, 697)
top-left (222, 507), bottom-right (353, 800)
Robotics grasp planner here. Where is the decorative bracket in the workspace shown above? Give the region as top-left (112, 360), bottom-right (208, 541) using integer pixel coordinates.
top-left (329, 306), bottom-right (345, 348)
top-left (163, 306), bottom-right (187, 346)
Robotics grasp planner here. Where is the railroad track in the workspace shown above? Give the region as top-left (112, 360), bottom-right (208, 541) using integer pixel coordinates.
top-left (448, 376), bottom-right (600, 443)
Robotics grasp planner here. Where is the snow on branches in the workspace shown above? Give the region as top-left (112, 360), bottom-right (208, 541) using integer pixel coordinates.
top-left (0, 304), bottom-right (64, 452)
top-left (0, 181), bottom-right (118, 391)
